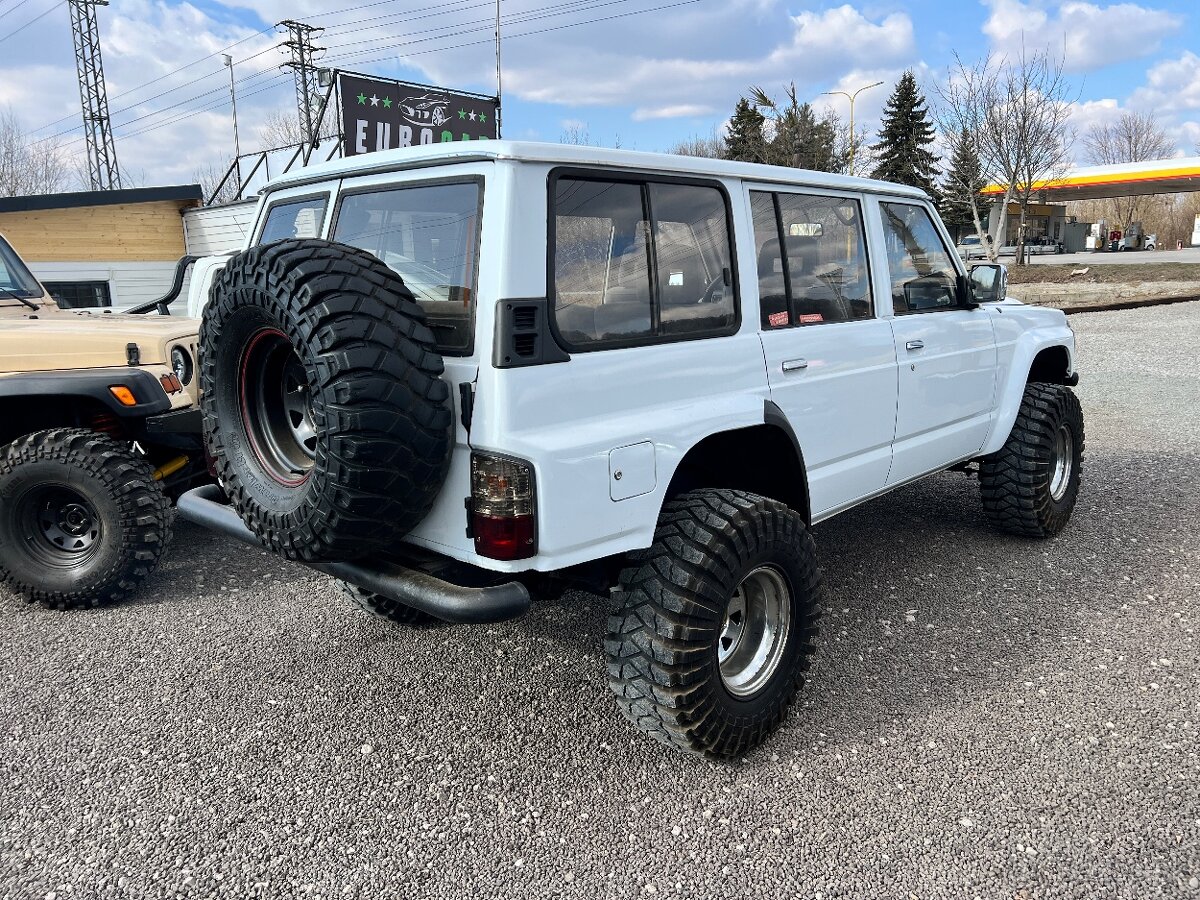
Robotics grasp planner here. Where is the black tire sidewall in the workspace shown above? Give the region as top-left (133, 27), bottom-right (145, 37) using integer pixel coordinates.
top-left (702, 537), bottom-right (813, 729)
top-left (1042, 388), bottom-right (1084, 527)
top-left (205, 301), bottom-right (317, 516)
top-left (0, 459), bottom-right (124, 594)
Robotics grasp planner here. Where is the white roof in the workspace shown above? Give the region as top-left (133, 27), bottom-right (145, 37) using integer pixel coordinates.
top-left (262, 140), bottom-right (929, 200)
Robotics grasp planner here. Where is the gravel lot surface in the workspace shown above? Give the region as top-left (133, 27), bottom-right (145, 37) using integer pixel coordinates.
top-left (3, 304), bottom-right (1199, 900)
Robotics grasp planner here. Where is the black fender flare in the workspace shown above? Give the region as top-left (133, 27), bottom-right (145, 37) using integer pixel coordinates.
top-left (0, 368), bottom-right (171, 417)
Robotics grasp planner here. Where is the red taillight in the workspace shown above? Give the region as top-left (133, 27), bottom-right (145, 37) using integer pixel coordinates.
top-left (471, 512), bottom-right (536, 561)
top-left (471, 453), bottom-right (536, 561)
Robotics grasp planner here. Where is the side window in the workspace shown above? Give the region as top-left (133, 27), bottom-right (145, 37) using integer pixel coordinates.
top-left (332, 181), bottom-right (481, 354)
top-left (750, 190), bottom-right (872, 328)
top-left (258, 196), bottom-right (328, 244)
top-left (880, 202), bottom-right (959, 314)
top-left (551, 176), bottom-right (736, 348)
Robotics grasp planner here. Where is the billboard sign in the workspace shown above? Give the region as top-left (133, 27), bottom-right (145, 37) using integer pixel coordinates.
top-left (338, 72), bottom-right (498, 157)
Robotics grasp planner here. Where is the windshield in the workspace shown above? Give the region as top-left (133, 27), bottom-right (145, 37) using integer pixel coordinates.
top-left (330, 180), bottom-right (481, 354)
top-left (0, 236), bottom-right (44, 299)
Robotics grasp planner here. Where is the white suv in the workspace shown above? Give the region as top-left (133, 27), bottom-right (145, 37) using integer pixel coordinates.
top-left (183, 142), bottom-right (1083, 759)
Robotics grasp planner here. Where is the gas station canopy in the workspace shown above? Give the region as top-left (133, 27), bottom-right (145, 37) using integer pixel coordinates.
top-left (981, 156), bottom-right (1200, 202)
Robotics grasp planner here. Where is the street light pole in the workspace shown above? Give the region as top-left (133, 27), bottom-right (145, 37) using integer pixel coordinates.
top-left (821, 80), bottom-right (883, 175)
top-left (223, 54), bottom-right (242, 197)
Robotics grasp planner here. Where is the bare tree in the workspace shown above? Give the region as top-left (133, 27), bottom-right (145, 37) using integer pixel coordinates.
top-left (194, 162), bottom-right (241, 206)
top-left (668, 130), bottom-right (725, 159)
top-left (559, 122), bottom-right (593, 146)
top-left (0, 110), bottom-right (72, 197)
top-left (257, 109), bottom-right (305, 150)
top-left (935, 56), bottom-right (1000, 259)
top-left (938, 49), bottom-right (1076, 264)
top-left (1082, 110), bottom-right (1174, 228)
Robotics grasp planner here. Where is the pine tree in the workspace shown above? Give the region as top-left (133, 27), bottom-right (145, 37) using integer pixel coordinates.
top-left (940, 127), bottom-right (986, 236)
top-left (725, 98), bottom-right (768, 164)
top-left (871, 71), bottom-right (940, 196)
top-left (771, 101), bottom-right (841, 171)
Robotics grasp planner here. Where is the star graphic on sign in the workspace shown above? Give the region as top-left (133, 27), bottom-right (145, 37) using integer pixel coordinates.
top-left (468, 110), bottom-right (477, 121)
top-left (369, 94), bottom-right (380, 106)
top-left (382, 96), bottom-right (392, 108)
top-left (479, 112), bottom-right (487, 123)
top-left (458, 109), bottom-right (467, 119)
top-left (356, 93), bottom-right (367, 105)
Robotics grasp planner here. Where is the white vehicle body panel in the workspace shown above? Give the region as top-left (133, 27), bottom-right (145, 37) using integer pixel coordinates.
top-left (220, 141), bottom-right (1077, 574)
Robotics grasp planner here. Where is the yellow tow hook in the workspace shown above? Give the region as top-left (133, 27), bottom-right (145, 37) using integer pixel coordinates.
top-left (152, 455), bottom-right (189, 481)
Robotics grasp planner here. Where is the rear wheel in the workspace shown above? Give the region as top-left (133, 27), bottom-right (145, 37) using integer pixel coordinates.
top-left (0, 429), bottom-right (171, 609)
top-left (340, 580), bottom-right (435, 626)
top-left (605, 489), bottom-right (821, 759)
top-left (980, 382), bottom-right (1084, 538)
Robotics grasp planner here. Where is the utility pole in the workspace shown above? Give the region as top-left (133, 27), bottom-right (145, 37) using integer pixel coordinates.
top-left (278, 20), bottom-right (325, 148)
top-left (69, 0), bottom-right (121, 190)
top-left (822, 81), bottom-right (883, 175)
top-left (494, 0), bottom-right (502, 138)
top-left (223, 54), bottom-right (242, 195)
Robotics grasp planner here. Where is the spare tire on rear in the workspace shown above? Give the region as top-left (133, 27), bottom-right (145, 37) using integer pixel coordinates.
top-left (199, 238), bottom-right (453, 563)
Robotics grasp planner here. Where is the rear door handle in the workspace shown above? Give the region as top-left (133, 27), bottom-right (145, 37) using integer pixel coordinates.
top-left (905, 340), bottom-right (925, 351)
top-left (782, 358), bottom-right (808, 372)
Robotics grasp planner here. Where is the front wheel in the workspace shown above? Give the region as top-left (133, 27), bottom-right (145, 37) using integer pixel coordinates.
top-left (979, 383), bottom-right (1084, 538)
top-left (606, 489), bottom-right (821, 759)
top-left (0, 429), bottom-right (171, 609)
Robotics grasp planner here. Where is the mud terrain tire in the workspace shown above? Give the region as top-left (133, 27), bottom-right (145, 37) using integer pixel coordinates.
top-left (200, 239), bottom-right (453, 563)
top-left (606, 489), bottom-right (821, 759)
top-left (340, 580), bottom-right (435, 626)
top-left (0, 428), bottom-right (171, 609)
top-left (980, 382), bottom-right (1084, 538)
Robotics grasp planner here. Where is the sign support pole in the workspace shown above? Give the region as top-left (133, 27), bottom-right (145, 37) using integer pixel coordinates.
top-left (495, 0), bottom-right (502, 138)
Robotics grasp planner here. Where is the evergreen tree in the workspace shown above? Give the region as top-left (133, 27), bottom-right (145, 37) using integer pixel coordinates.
top-left (725, 98), bottom-right (768, 163)
top-left (940, 127), bottom-right (986, 235)
top-left (770, 101), bottom-right (841, 171)
top-left (871, 70), bottom-right (940, 196)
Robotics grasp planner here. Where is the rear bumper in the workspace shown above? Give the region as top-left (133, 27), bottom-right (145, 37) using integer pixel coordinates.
top-left (176, 484), bottom-right (531, 624)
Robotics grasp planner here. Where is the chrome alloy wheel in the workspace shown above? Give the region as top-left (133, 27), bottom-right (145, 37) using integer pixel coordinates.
top-left (717, 565), bottom-right (793, 698)
top-left (1048, 423), bottom-right (1074, 502)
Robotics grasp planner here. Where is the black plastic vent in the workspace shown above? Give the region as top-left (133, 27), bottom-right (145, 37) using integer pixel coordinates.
top-left (513, 333), bottom-right (538, 357)
top-left (513, 306), bottom-right (537, 330)
top-left (493, 298), bottom-right (570, 368)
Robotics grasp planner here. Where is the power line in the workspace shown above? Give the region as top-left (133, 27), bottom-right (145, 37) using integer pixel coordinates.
top-left (0, 0), bottom-right (63, 43)
top-left (0, 0), bottom-right (39, 22)
top-left (278, 20), bottom-right (325, 147)
top-left (29, 30), bottom-right (278, 137)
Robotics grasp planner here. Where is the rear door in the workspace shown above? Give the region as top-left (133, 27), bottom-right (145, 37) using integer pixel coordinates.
top-left (751, 188), bottom-right (897, 520)
top-left (875, 200), bottom-right (997, 485)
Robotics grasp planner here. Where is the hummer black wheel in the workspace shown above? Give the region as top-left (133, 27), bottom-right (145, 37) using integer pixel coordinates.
top-left (606, 489), bottom-right (822, 759)
top-left (0, 429), bottom-right (171, 610)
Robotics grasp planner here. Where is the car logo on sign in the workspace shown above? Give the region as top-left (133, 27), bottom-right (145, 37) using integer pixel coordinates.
top-left (398, 94), bottom-right (450, 128)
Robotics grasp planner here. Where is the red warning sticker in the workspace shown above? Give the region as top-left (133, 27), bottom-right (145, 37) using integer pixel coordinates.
top-left (768, 311), bottom-right (789, 327)
top-left (798, 313), bottom-right (824, 324)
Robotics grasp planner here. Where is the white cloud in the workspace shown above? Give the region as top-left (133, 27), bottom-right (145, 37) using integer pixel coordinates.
top-left (1129, 51), bottom-right (1200, 114)
top-left (632, 104), bottom-right (715, 121)
top-left (982, 0), bottom-right (1181, 72)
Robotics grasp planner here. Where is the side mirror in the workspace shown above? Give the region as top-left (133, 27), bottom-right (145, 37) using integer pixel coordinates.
top-left (903, 275), bottom-right (956, 311)
top-left (968, 263), bottom-right (1007, 304)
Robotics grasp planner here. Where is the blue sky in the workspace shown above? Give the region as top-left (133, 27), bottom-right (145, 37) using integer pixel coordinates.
top-left (2, 0), bottom-right (1198, 187)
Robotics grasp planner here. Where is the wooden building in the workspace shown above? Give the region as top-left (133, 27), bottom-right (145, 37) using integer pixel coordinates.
top-left (0, 185), bottom-right (202, 310)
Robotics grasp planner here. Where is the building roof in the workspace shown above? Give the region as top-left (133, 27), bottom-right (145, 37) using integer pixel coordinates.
top-left (982, 157), bottom-right (1200, 202)
top-left (262, 140), bottom-right (930, 199)
top-left (0, 184), bottom-right (203, 214)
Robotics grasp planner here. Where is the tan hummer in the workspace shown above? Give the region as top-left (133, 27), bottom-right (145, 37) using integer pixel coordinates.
top-left (0, 234), bottom-right (204, 609)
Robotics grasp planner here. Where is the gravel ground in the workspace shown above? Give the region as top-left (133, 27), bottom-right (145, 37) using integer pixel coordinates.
top-left (3, 304), bottom-right (1199, 900)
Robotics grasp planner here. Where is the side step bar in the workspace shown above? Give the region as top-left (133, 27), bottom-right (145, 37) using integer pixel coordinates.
top-left (176, 484), bottom-right (531, 624)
